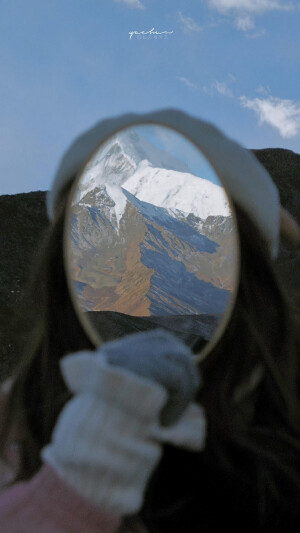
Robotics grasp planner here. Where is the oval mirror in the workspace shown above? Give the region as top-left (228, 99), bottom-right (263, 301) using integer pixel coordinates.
top-left (64, 124), bottom-right (240, 360)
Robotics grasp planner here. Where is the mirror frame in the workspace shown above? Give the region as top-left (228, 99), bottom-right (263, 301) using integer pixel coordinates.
top-left (64, 118), bottom-right (241, 363)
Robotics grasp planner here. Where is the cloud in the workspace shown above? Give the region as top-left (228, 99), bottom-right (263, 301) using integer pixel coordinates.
top-left (202, 75), bottom-right (237, 96)
top-left (114, 0), bottom-right (145, 9)
top-left (245, 28), bottom-right (266, 38)
top-left (256, 85), bottom-right (271, 96)
top-left (235, 13), bottom-right (255, 30)
top-left (177, 76), bottom-right (197, 89)
top-left (207, 0), bottom-right (294, 31)
top-left (240, 95), bottom-right (300, 138)
top-left (177, 11), bottom-right (201, 33)
top-left (207, 0), bottom-right (294, 14)
top-left (213, 80), bottom-right (233, 97)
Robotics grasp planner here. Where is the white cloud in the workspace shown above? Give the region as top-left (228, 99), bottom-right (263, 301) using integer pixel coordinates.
top-left (114, 0), bottom-right (145, 9)
top-left (207, 0), bottom-right (294, 14)
top-left (256, 85), bottom-right (271, 95)
top-left (214, 80), bottom-right (233, 97)
top-left (245, 28), bottom-right (266, 38)
top-left (177, 76), bottom-right (197, 89)
top-left (240, 95), bottom-right (300, 138)
top-left (202, 76), bottom-right (237, 96)
top-left (177, 11), bottom-right (201, 33)
top-left (235, 13), bottom-right (255, 30)
top-left (207, 0), bottom-right (294, 31)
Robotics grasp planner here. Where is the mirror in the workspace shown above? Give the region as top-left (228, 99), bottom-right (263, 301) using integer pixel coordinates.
top-left (64, 124), bottom-right (240, 359)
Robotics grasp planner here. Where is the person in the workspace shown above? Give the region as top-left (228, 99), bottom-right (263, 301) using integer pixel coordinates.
top-left (0, 109), bottom-right (300, 532)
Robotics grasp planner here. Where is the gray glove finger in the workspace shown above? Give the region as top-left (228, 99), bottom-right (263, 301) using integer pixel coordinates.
top-left (101, 329), bottom-right (200, 426)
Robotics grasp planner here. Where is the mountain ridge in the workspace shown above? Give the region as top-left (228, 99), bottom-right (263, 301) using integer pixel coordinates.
top-left (0, 147), bottom-right (299, 379)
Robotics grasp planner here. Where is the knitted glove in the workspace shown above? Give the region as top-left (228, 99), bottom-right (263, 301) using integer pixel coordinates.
top-left (42, 329), bottom-right (206, 517)
top-left (96, 329), bottom-right (200, 426)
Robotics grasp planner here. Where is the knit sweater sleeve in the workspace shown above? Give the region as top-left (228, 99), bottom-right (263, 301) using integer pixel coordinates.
top-left (0, 464), bottom-right (121, 533)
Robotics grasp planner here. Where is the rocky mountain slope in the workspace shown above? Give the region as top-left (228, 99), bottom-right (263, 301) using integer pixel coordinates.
top-left (71, 185), bottom-right (233, 315)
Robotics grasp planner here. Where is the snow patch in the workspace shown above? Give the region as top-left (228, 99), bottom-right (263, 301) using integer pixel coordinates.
top-left (105, 184), bottom-right (127, 226)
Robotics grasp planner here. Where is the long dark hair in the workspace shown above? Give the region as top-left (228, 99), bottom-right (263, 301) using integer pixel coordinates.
top-left (0, 204), bottom-right (94, 479)
top-left (1, 199), bottom-right (300, 530)
top-left (141, 208), bottom-right (300, 532)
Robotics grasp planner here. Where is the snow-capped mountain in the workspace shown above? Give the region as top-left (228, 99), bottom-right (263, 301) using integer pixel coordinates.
top-left (70, 188), bottom-right (235, 318)
top-left (74, 128), bottom-right (230, 221)
top-left (68, 128), bottom-right (237, 324)
top-left (75, 128), bottom-right (190, 203)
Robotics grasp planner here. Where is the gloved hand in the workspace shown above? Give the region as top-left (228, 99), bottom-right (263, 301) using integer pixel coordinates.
top-left (96, 329), bottom-right (200, 426)
top-left (42, 329), bottom-right (206, 517)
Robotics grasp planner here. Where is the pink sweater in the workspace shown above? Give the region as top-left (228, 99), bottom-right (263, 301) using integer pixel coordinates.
top-left (0, 464), bottom-right (121, 533)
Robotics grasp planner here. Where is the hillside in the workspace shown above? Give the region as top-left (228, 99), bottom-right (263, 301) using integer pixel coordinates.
top-left (0, 148), bottom-right (299, 380)
top-left (253, 149), bottom-right (300, 318)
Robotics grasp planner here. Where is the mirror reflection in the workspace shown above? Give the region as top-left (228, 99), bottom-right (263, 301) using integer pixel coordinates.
top-left (65, 124), bottom-right (239, 350)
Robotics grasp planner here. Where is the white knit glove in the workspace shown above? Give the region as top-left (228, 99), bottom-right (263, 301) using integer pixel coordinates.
top-left (42, 330), bottom-right (206, 516)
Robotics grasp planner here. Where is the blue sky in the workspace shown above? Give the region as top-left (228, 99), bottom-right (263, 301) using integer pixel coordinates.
top-left (0, 0), bottom-right (299, 195)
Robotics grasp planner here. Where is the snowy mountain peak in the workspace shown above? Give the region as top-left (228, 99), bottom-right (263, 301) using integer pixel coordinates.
top-left (88, 128), bottom-right (191, 175)
top-left (75, 129), bottom-right (231, 221)
top-left (123, 165), bottom-right (230, 219)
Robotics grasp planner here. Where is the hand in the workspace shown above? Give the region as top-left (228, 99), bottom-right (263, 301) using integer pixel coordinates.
top-left (99, 329), bottom-right (200, 426)
top-left (42, 329), bottom-right (205, 516)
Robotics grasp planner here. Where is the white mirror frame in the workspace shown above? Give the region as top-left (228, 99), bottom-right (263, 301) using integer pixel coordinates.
top-left (63, 113), bottom-right (241, 363)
